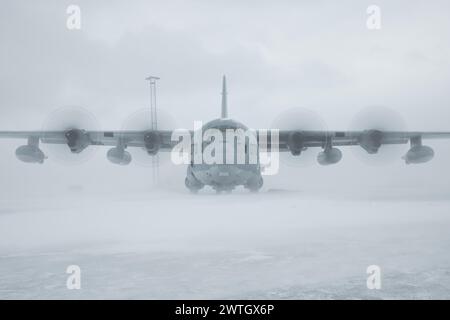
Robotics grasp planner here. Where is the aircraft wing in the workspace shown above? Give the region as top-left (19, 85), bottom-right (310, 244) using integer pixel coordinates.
top-left (264, 130), bottom-right (450, 151)
top-left (0, 130), bottom-right (178, 149)
top-left (256, 130), bottom-right (450, 164)
top-left (2, 129), bottom-right (450, 150)
top-left (1, 129), bottom-right (450, 165)
top-left (0, 129), bottom-right (186, 165)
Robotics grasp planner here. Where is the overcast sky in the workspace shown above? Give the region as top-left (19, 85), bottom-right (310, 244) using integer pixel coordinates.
top-left (1, 0), bottom-right (450, 195)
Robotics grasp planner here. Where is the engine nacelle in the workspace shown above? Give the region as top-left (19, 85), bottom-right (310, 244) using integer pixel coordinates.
top-left (287, 131), bottom-right (304, 156)
top-left (403, 146), bottom-right (434, 164)
top-left (107, 147), bottom-right (132, 165)
top-left (359, 130), bottom-right (383, 154)
top-left (15, 145), bottom-right (46, 164)
top-left (65, 129), bottom-right (91, 153)
top-left (317, 147), bottom-right (342, 165)
top-left (144, 131), bottom-right (161, 155)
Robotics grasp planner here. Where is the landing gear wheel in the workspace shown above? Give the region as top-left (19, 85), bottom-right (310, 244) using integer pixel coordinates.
top-left (246, 176), bottom-right (263, 193)
top-left (185, 177), bottom-right (203, 193)
top-left (185, 166), bottom-right (204, 193)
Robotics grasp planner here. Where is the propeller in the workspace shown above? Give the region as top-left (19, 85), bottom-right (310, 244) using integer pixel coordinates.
top-left (271, 107), bottom-right (329, 168)
top-left (42, 106), bottom-right (101, 165)
top-left (349, 106), bottom-right (408, 166)
top-left (121, 108), bottom-right (177, 167)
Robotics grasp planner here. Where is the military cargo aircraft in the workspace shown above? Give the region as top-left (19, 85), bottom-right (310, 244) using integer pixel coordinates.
top-left (1, 76), bottom-right (448, 193)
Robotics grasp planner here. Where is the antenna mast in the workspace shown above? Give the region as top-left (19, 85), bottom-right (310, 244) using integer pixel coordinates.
top-left (145, 76), bottom-right (160, 186)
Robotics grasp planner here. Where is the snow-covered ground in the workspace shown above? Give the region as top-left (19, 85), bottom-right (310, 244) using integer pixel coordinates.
top-left (1, 186), bottom-right (450, 299)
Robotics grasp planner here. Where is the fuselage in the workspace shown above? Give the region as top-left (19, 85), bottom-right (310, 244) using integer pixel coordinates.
top-left (185, 118), bottom-right (263, 192)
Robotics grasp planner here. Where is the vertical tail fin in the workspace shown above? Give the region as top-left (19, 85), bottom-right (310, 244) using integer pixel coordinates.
top-left (221, 75), bottom-right (228, 118)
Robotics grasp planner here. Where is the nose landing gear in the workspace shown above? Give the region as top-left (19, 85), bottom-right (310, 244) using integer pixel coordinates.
top-left (213, 186), bottom-right (234, 194)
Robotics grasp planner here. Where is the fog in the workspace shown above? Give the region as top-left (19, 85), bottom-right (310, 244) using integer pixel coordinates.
top-left (1, 0), bottom-right (450, 299)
